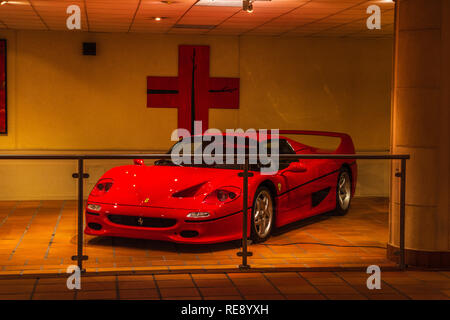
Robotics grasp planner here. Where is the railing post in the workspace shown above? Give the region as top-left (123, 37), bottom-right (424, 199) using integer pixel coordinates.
top-left (399, 158), bottom-right (407, 270)
top-left (241, 155), bottom-right (250, 269)
top-left (71, 158), bottom-right (88, 272)
top-left (237, 143), bottom-right (253, 270)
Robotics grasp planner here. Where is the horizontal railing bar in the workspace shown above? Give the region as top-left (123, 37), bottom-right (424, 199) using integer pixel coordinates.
top-left (0, 154), bottom-right (410, 160)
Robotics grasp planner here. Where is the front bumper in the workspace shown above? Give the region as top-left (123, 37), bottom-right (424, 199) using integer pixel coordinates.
top-left (84, 202), bottom-right (245, 244)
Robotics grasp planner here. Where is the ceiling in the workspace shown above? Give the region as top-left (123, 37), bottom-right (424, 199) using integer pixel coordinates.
top-left (0, 0), bottom-right (395, 37)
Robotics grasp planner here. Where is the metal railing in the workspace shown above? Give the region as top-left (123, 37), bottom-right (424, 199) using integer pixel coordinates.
top-left (0, 153), bottom-right (410, 271)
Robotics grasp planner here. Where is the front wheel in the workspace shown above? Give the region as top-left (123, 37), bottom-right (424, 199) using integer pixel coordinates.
top-left (335, 169), bottom-right (352, 216)
top-left (250, 186), bottom-right (274, 243)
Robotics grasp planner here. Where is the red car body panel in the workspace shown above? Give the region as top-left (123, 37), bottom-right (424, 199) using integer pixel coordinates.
top-left (85, 130), bottom-right (357, 244)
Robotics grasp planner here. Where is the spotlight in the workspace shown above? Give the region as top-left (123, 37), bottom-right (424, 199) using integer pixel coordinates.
top-left (247, 2), bottom-right (253, 13)
top-left (1, 1), bottom-right (8, 5)
top-left (155, 17), bottom-right (161, 21)
top-left (243, 0), bottom-right (253, 13)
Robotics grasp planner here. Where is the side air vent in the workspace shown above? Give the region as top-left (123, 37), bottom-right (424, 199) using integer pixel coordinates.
top-left (311, 187), bottom-right (331, 208)
top-left (172, 182), bottom-right (206, 198)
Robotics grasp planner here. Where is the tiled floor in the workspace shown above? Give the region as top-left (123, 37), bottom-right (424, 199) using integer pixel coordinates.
top-left (0, 197), bottom-right (394, 275)
top-left (0, 271), bottom-right (449, 300)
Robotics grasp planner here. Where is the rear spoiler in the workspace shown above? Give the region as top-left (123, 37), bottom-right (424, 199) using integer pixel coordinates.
top-left (278, 130), bottom-right (355, 154)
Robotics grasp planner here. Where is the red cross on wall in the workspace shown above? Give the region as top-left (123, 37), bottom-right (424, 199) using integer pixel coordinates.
top-left (147, 45), bottom-right (240, 133)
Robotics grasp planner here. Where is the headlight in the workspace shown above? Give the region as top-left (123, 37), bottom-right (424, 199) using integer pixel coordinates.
top-left (186, 212), bottom-right (210, 218)
top-left (203, 187), bottom-right (240, 204)
top-left (97, 181), bottom-right (113, 192)
top-left (91, 178), bottom-right (114, 196)
top-left (217, 190), bottom-right (237, 202)
top-left (87, 204), bottom-right (101, 212)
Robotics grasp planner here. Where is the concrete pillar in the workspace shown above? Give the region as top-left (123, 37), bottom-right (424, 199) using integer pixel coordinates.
top-left (389, 0), bottom-right (450, 267)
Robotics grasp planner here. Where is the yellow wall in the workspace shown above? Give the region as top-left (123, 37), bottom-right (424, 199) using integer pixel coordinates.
top-left (0, 30), bottom-right (392, 199)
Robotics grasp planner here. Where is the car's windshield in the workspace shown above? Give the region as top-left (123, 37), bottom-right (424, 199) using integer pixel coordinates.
top-left (154, 136), bottom-right (292, 170)
top-left (155, 137), bottom-right (258, 170)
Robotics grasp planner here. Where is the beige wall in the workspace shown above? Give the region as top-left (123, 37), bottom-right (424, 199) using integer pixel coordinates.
top-left (0, 30), bottom-right (393, 200)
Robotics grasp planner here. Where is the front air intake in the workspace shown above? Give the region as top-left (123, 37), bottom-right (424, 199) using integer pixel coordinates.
top-left (88, 223), bottom-right (102, 230)
top-left (180, 230), bottom-right (199, 238)
top-left (108, 215), bottom-right (176, 228)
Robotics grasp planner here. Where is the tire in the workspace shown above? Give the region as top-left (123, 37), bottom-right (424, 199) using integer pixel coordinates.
top-left (250, 186), bottom-right (275, 243)
top-left (334, 168), bottom-right (352, 216)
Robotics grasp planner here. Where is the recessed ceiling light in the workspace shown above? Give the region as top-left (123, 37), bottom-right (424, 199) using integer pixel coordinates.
top-left (148, 16), bottom-right (168, 21)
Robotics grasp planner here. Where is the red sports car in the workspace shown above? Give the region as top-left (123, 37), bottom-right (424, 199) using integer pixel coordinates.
top-left (84, 130), bottom-right (357, 244)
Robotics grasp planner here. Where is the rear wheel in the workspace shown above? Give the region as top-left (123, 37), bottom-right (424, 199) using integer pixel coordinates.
top-left (335, 169), bottom-right (352, 216)
top-left (250, 186), bottom-right (274, 243)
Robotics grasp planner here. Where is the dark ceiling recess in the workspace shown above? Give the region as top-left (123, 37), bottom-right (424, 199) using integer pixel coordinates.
top-left (82, 42), bottom-right (96, 56)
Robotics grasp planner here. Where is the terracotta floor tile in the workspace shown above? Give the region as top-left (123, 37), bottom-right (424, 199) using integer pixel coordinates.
top-left (76, 290), bottom-right (117, 300)
top-left (79, 281), bottom-right (116, 291)
top-left (160, 287), bottom-right (200, 298)
top-left (313, 285), bottom-right (359, 295)
top-left (163, 296), bottom-right (203, 300)
top-left (276, 285), bottom-right (319, 295)
top-left (200, 287), bottom-right (240, 297)
top-left (285, 294), bottom-right (326, 300)
top-left (0, 293), bottom-right (30, 300)
top-left (441, 289), bottom-right (450, 298)
top-left (157, 279), bottom-right (195, 288)
top-left (119, 288), bottom-right (160, 299)
top-left (119, 280), bottom-right (156, 290)
top-left (155, 274), bottom-right (192, 281)
top-left (195, 279), bottom-right (233, 288)
top-left (405, 293), bottom-right (449, 300)
top-left (191, 273), bottom-right (228, 280)
top-left (368, 294), bottom-right (409, 300)
top-left (118, 275), bottom-right (155, 282)
top-left (203, 295), bottom-right (242, 300)
top-left (237, 285), bottom-right (280, 295)
top-left (0, 284), bottom-right (35, 295)
top-left (32, 292), bottom-right (75, 300)
top-left (34, 283), bottom-right (70, 293)
top-left (243, 294), bottom-right (285, 300)
top-left (325, 294), bottom-right (367, 300)
top-left (406, 271), bottom-right (450, 282)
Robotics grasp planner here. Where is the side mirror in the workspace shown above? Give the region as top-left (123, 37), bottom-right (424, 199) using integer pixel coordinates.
top-left (287, 161), bottom-right (307, 173)
top-left (133, 159), bottom-right (145, 166)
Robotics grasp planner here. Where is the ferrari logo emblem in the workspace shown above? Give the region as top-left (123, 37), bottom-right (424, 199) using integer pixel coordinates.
top-left (144, 198), bottom-right (150, 203)
top-left (137, 217), bottom-right (144, 226)
top-left (278, 183), bottom-right (282, 192)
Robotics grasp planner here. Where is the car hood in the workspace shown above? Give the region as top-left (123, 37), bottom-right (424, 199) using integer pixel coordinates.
top-left (88, 164), bottom-right (244, 209)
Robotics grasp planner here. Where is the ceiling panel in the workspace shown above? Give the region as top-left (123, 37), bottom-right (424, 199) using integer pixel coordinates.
top-left (0, 0), bottom-right (395, 37)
